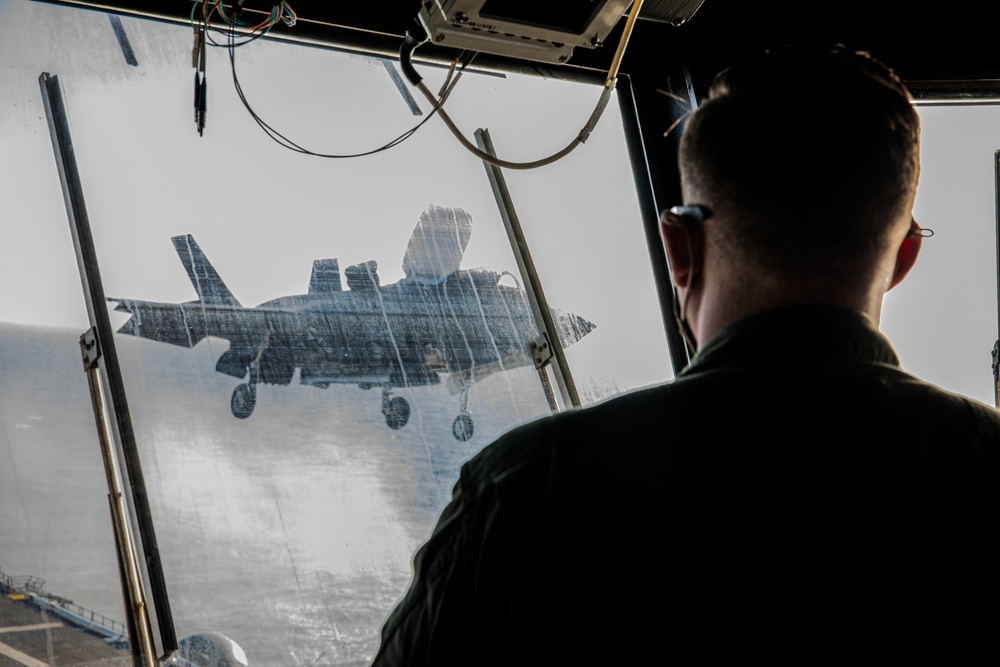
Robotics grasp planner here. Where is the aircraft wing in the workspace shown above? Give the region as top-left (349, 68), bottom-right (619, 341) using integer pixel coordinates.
top-left (443, 303), bottom-right (596, 395)
top-left (401, 204), bottom-right (473, 284)
top-left (445, 345), bottom-right (531, 395)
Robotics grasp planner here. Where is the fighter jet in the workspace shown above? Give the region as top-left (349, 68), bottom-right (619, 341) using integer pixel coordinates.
top-left (108, 205), bottom-right (595, 440)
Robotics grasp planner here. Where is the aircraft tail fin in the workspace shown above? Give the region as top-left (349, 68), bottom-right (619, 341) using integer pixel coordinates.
top-left (402, 205), bottom-right (472, 284)
top-left (171, 235), bottom-right (242, 307)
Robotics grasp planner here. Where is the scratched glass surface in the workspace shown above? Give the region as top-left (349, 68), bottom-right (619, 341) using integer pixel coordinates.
top-left (0, 1), bottom-right (669, 665)
top-left (0, 2), bottom-right (132, 664)
top-left (4, 2), bottom-right (1000, 666)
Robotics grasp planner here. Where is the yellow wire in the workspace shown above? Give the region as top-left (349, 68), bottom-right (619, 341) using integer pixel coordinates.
top-left (607, 0), bottom-right (645, 86)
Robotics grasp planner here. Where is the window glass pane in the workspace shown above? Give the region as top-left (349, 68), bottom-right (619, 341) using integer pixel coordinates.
top-left (882, 103), bottom-right (1000, 408)
top-left (0, 2), bottom-right (129, 664)
top-left (2, 1), bottom-right (668, 665)
top-left (14, 3), bottom-right (1000, 664)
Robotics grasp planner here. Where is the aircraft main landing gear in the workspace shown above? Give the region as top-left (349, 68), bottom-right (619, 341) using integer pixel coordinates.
top-left (382, 388), bottom-right (410, 430)
top-left (231, 383), bottom-right (256, 419)
top-left (231, 339), bottom-right (265, 420)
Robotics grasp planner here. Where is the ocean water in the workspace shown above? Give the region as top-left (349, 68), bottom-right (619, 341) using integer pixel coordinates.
top-left (0, 322), bottom-right (555, 666)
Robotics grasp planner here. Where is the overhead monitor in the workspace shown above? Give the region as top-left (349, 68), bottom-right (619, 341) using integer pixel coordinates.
top-left (417, 0), bottom-right (705, 64)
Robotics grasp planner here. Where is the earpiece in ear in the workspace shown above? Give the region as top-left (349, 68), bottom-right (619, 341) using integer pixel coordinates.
top-left (663, 205), bottom-right (711, 227)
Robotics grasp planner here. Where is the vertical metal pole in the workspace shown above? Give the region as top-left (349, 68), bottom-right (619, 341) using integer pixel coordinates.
top-left (617, 74), bottom-right (694, 374)
top-left (38, 72), bottom-right (178, 660)
top-left (475, 127), bottom-right (582, 410)
top-left (82, 331), bottom-right (157, 667)
top-left (993, 149), bottom-right (1000, 408)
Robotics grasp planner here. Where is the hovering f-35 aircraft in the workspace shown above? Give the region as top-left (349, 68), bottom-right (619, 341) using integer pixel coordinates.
top-left (108, 205), bottom-right (595, 440)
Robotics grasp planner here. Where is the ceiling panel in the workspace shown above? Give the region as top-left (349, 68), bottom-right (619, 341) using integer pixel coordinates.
top-left (30, 1), bottom-right (1000, 88)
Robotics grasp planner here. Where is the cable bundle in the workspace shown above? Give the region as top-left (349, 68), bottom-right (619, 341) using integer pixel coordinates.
top-left (192, 1), bottom-right (296, 44)
top-left (186, 0), bottom-right (645, 168)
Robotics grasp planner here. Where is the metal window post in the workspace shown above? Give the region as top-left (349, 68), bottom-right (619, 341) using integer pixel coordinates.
top-left (475, 127), bottom-right (582, 412)
top-left (993, 149), bottom-right (1000, 408)
top-left (39, 72), bottom-right (177, 665)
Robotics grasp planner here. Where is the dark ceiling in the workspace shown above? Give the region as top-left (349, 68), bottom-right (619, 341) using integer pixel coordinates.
top-left (34, 0), bottom-right (1000, 99)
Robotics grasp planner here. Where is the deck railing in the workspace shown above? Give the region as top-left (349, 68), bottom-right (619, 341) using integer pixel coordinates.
top-left (0, 565), bottom-right (128, 643)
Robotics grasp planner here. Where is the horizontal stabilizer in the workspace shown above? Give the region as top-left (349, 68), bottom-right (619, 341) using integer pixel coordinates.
top-left (107, 298), bottom-right (206, 348)
top-left (172, 235), bottom-right (241, 307)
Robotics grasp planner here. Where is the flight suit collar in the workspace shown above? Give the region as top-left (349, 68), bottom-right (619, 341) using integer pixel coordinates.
top-left (678, 305), bottom-right (901, 377)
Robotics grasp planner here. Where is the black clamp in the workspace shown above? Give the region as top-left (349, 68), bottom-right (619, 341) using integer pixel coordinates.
top-left (80, 327), bottom-right (101, 372)
top-left (530, 333), bottom-right (553, 369)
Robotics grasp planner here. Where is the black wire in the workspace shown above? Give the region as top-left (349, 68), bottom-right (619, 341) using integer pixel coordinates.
top-left (220, 12), bottom-right (464, 158)
top-left (206, 22), bottom-right (266, 49)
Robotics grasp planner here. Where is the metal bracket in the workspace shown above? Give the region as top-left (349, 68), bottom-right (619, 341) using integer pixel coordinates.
top-left (530, 333), bottom-right (553, 369)
top-left (80, 327), bottom-right (101, 371)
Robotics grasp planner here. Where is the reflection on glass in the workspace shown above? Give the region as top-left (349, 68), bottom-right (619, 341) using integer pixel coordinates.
top-left (1, 1), bottom-right (668, 665)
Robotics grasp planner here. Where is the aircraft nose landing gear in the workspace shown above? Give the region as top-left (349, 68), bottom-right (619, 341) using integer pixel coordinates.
top-left (231, 383), bottom-right (256, 419)
top-left (451, 384), bottom-right (474, 441)
top-left (382, 387), bottom-right (410, 430)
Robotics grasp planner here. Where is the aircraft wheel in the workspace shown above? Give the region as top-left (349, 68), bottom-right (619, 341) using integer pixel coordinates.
top-left (384, 396), bottom-right (410, 430)
top-left (452, 413), bottom-right (474, 441)
top-left (231, 384), bottom-right (256, 419)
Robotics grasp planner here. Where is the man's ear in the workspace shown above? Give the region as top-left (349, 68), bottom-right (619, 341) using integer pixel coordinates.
top-left (887, 223), bottom-right (923, 291)
top-left (660, 213), bottom-right (700, 289)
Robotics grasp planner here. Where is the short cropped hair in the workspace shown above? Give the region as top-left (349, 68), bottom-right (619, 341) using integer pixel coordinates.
top-left (678, 44), bottom-right (920, 280)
